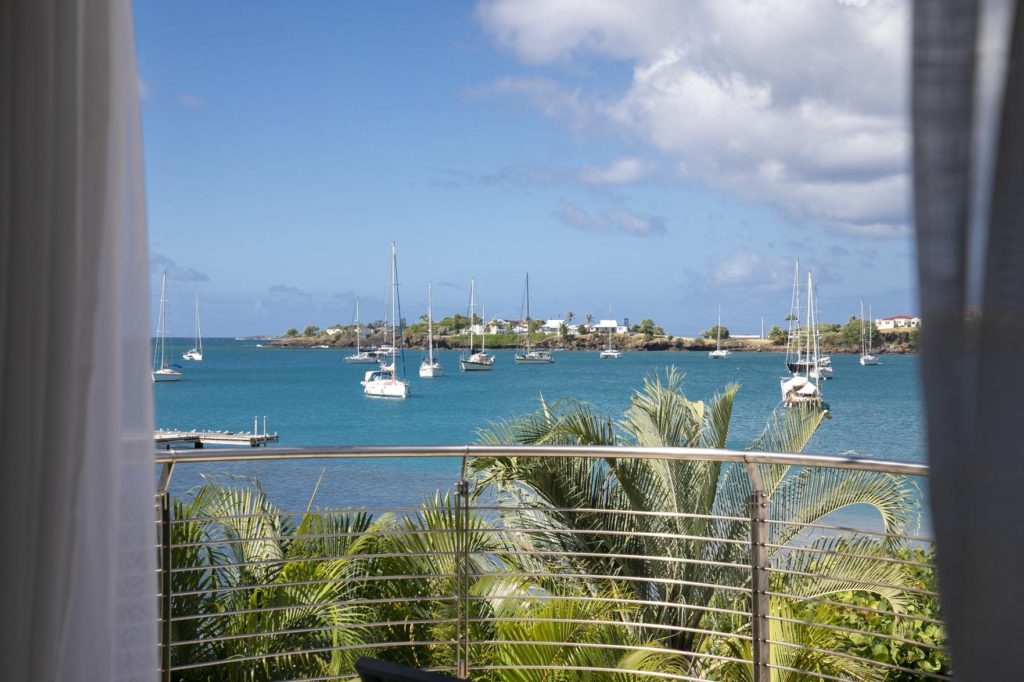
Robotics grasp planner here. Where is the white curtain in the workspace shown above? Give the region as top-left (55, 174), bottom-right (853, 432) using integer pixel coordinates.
top-left (0, 1), bottom-right (157, 679)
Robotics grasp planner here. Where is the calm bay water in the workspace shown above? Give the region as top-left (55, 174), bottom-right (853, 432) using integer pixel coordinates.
top-left (156, 339), bottom-right (926, 513)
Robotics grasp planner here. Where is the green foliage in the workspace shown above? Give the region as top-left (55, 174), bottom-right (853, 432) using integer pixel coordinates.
top-left (285, 327), bottom-right (298, 338)
top-left (702, 325), bottom-right (730, 340)
top-left (303, 325), bottom-right (320, 337)
top-left (768, 325), bottom-right (787, 345)
top-left (577, 324), bottom-right (588, 335)
top-left (167, 374), bottom-right (931, 681)
top-left (638, 318), bottom-right (657, 337)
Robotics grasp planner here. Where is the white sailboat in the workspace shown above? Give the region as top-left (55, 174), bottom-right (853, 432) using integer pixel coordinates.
top-left (708, 305), bottom-right (731, 359)
top-left (419, 282), bottom-right (444, 377)
top-left (344, 297), bottom-right (377, 364)
top-left (361, 242), bottom-right (410, 398)
top-left (460, 278), bottom-right (494, 371)
top-left (599, 306), bottom-right (623, 359)
top-left (860, 301), bottom-right (880, 366)
top-left (514, 273), bottom-right (553, 364)
top-left (152, 272), bottom-right (182, 382)
top-left (182, 293), bottom-right (203, 361)
top-left (781, 270), bottom-right (824, 407)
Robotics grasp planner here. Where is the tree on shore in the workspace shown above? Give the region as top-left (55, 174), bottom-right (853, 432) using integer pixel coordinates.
top-left (702, 324), bottom-right (730, 340)
top-left (285, 327), bottom-right (298, 338)
top-left (768, 325), bottom-right (786, 344)
top-left (303, 325), bottom-right (320, 337)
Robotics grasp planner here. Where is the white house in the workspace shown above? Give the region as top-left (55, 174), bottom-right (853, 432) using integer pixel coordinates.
top-left (875, 315), bottom-right (922, 330)
top-left (540, 319), bottom-right (563, 334)
top-left (325, 327), bottom-right (344, 336)
top-left (593, 319), bottom-right (629, 334)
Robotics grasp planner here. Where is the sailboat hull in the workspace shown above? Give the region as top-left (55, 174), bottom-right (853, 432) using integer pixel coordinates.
top-left (344, 353), bottom-right (378, 364)
top-left (460, 354), bottom-right (494, 371)
top-left (514, 352), bottom-right (553, 364)
top-left (599, 349), bottom-right (623, 359)
top-left (182, 349), bottom-right (203, 361)
top-left (419, 362), bottom-right (444, 377)
top-left (152, 369), bottom-right (182, 382)
top-left (859, 354), bottom-right (880, 366)
top-left (363, 379), bottom-right (409, 398)
top-left (708, 350), bottom-right (731, 359)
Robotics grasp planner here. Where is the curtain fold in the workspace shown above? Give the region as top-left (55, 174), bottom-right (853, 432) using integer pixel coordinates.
top-left (914, 0), bottom-right (1024, 677)
top-left (0, 1), bottom-right (156, 679)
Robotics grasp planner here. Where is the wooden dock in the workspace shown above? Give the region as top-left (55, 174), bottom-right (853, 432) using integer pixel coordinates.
top-left (155, 417), bottom-right (279, 449)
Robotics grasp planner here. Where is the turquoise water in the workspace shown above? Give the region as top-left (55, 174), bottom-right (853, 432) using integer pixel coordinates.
top-left (155, 339), bottom-right (925, 511)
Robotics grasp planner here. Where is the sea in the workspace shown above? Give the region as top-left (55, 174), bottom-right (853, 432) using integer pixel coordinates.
top-left (155, 339), bottom-right (927, 525)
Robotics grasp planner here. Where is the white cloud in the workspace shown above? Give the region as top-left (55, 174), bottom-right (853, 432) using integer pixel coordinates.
top-left (579, 157), bottom-right (647, 184)
top-left (150, 252), bottom-right (210, 282)
top-left (552, 200), bottom-right (666, 237)
top-left (476, 0), bottom-right (912, 237)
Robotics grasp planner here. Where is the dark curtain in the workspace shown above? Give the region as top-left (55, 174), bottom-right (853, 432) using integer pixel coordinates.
top-left (913, 0), bottom-right (1024, 676)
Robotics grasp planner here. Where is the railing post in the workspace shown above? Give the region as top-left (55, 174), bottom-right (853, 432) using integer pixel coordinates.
top-left (745, 463), bottom-right (770, 682)
top-left (454, 476), bottom-right (470, 679)
top-left (157, 461), bottom-right (175, 682)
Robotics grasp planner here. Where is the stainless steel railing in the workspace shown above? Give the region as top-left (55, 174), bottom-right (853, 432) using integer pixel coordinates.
top-left (155, 445), bottom-right (945, 681)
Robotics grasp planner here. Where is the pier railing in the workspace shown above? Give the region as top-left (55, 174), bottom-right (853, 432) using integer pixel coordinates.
top-left (155, 446), bottom-right (945, 681)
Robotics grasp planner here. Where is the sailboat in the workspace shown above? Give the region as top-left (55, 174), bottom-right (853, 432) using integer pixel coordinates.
top-left (514, 273), bottom-right (553, 364)
top-left (860, 301), bottom-right (880, 366)
top-left (361, 243), bottom-right (410, 398)
top-left (708, 305), bottom-right (731, 359)
top-left (152, 272), bottom-right (182, 382)
top-left (419, 282), bottom-right (444, 377)
top-left (344, 297), bottom-right (377, 364)
top-left (599, 306), bottom-right (623, 359)
top-left (784, 260), bottom-right (831, 379)
top-left (781, 270), bottom-right (824, 407)
top-left (460, 278), bottom-right (494, 371)
top-left (182, 293), bottom-right (203, 361)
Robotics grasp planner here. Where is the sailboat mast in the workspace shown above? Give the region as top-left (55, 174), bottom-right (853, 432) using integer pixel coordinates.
top-left (524, 273), bottom-right (531, 353)
top-left (868, 304), bottom-right (873, 354)
top-left (481, 305), bottom-right (486, 354)
top-left (716, 305), bottom-right (722, 351)
top-left (159, 272), bottom-right (168, 369)
top-left (390, 242), bottom-right (398, 352)
top-left (469, 278), bottom-right (476, 354)
top-left (427, 282), bottom-right (434, 363)
top-left (194, 293), bottom-right (202, 354)
top-left (808, 272), bottom-right (819, 388)
top-left (860, 299), bottom-right (866, 355)
top-left (355, 298), bottom-right (361, 354)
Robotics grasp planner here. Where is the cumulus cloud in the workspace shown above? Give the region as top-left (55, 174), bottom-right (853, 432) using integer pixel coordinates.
top-left (552, 200), bottom-right (666, 237)
top-left (150, 252), bottom-right (210, 282)
top-left (476, 0), bottom-right (912, 238)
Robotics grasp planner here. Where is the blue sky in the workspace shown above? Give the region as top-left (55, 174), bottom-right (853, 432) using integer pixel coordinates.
top-left (136, 0), bottom-right (918, 337)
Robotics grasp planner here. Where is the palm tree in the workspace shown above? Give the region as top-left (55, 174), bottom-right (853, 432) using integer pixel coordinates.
top-left (473, 368), bottom-right (919, 677)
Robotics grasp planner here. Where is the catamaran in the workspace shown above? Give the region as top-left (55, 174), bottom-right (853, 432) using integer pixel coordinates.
top-left (860, 300), bottom-right (880, 366)
top-left (361, 243), bottom-right (410, 398)
top-left (708, 305), bottom-right (731, 359)
top-left (344, 297), bottom-right (377, 364)
top-left (599, 307), bottom-right (623, 358)
top-left (152, 272), bottom-right (182, 382)
top-left (419, 282), bottom-right (443, 377)
top-left (781, 270), bottom-right (824, 407)
top-left (460, 278), bottom-right (494, 371)
top-left (182, 293), bottom-right (203, 361)
top-left (514, 273), bottom-right (553, 364)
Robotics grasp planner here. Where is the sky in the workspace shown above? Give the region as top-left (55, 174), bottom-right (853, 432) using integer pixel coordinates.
top-left (136, 0), bottom-right (922, 338)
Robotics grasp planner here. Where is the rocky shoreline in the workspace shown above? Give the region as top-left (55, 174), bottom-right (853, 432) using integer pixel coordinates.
top-left (265, 332), bottom-right (918, 355)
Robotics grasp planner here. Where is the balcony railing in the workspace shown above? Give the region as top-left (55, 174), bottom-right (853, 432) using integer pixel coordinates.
top-left (155, 445), bottom-right (945, 681)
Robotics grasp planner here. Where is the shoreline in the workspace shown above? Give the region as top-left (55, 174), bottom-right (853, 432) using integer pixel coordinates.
top-left (262, 335), bottom-right (919, 355)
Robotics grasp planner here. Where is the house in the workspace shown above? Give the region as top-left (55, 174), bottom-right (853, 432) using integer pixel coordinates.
top-left (875, 315), bottom-right (922, 330)
top-left (540, 319), bottom-right (563, 334)
top-left (325, 327), bottom-right (344, 335)
top-left (487, 319), bottom-right (514, 334)
top-left (593, 319), bottom-right (630, 334)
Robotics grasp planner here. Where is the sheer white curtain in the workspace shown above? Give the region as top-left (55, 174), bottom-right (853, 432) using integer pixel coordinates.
top-left (0, 1), bottom-right (156, 679)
